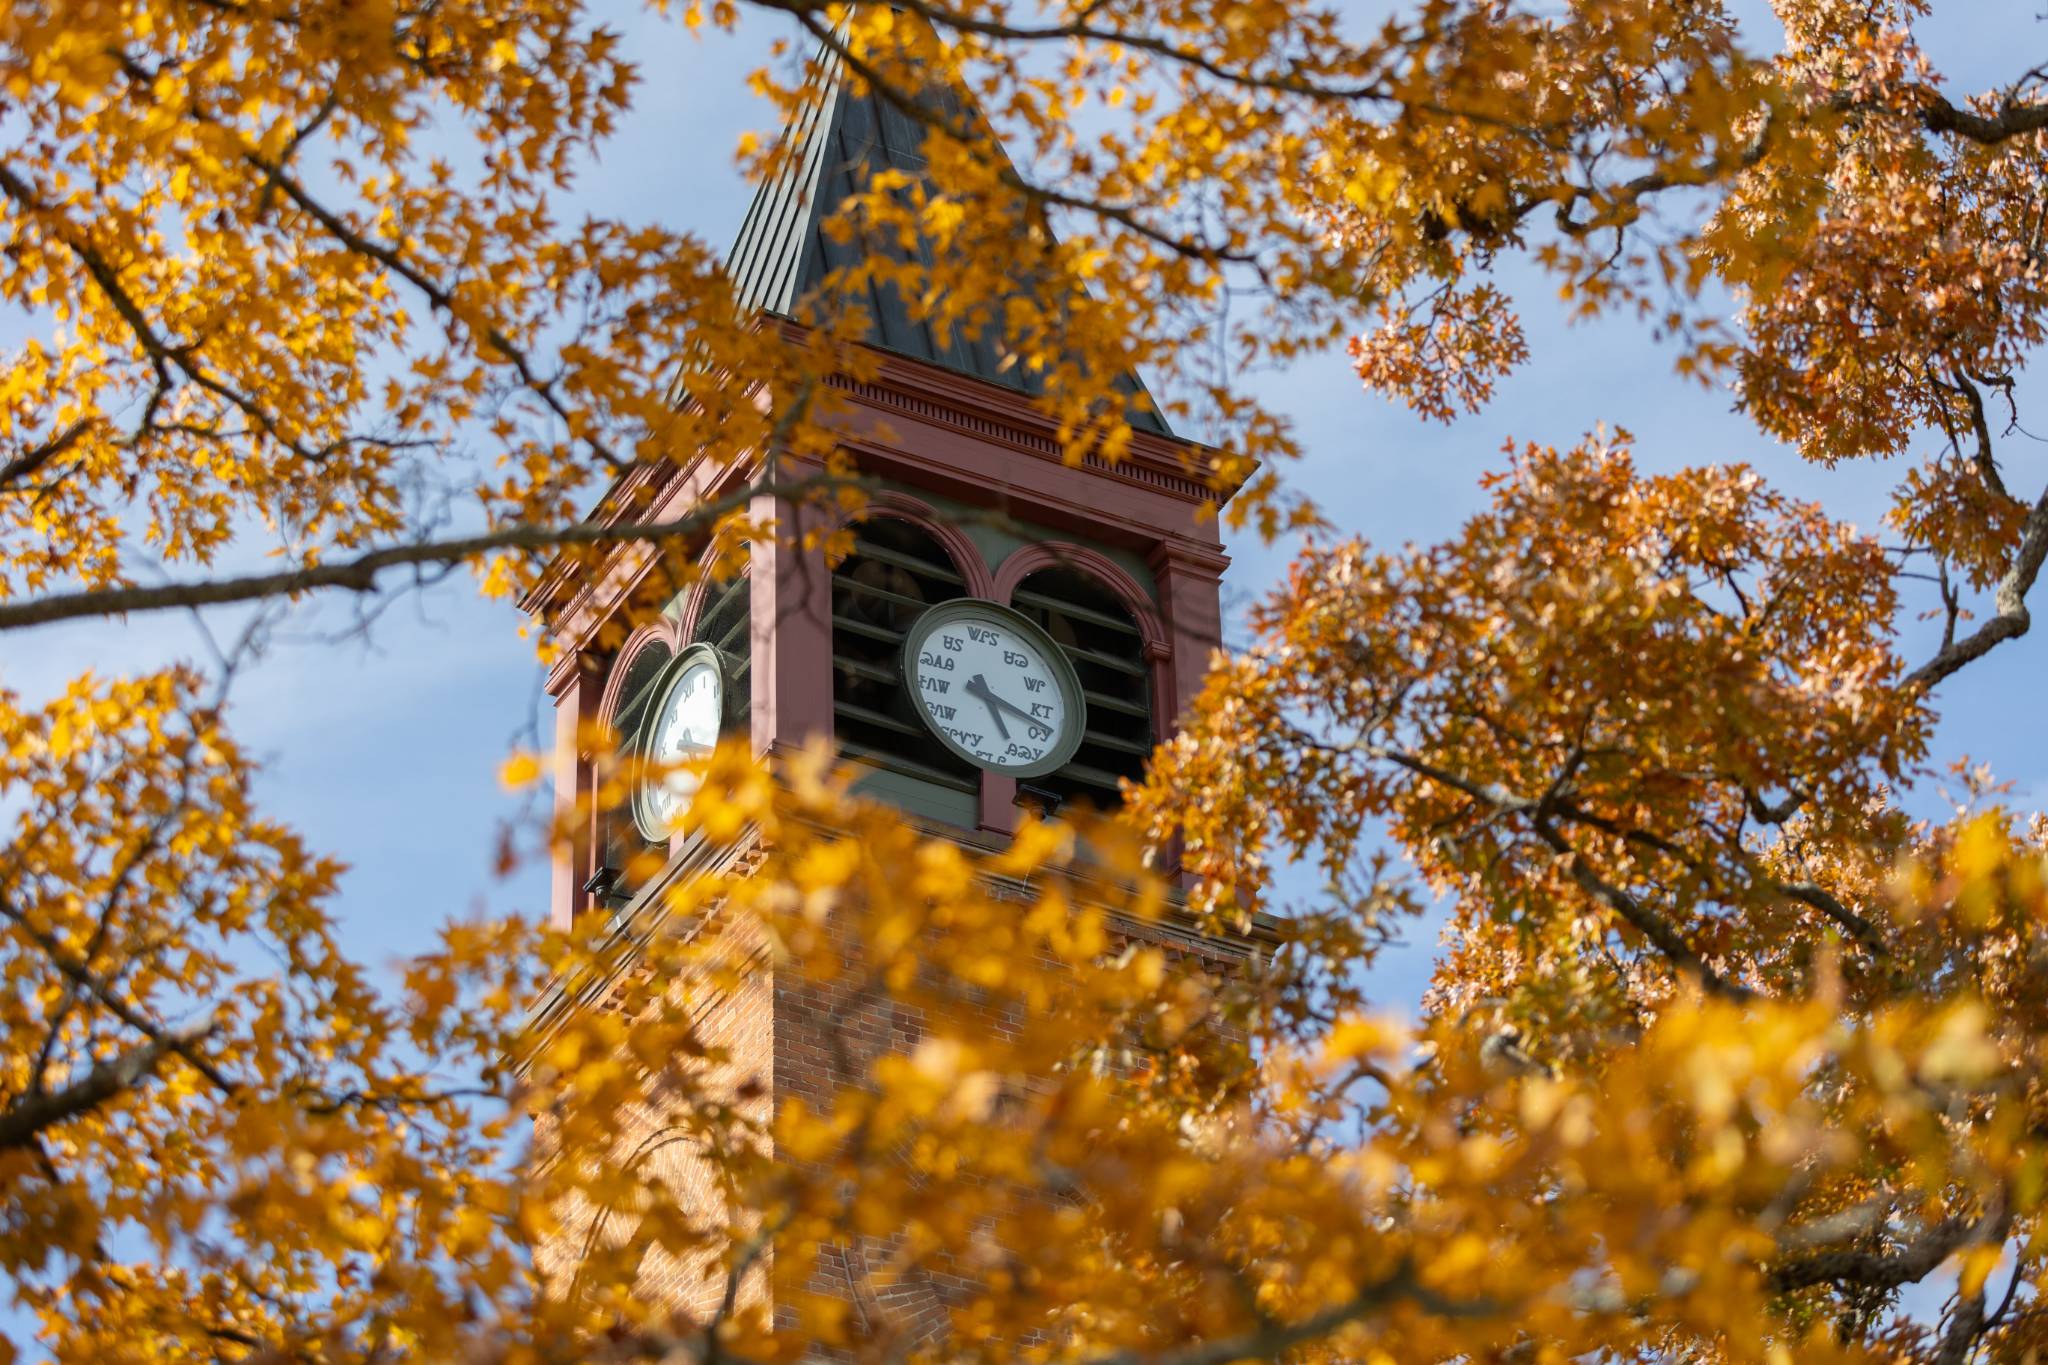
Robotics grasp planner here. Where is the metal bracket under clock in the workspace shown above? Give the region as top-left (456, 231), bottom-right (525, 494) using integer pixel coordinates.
top-left (1016, 781), bottom-right (1064, 817)
top-left (582, 865), bottom-right (632, 909)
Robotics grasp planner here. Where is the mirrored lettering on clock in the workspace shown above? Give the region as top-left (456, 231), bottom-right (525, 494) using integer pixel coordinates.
top-left (901, 601), bottom-right (1086, 779)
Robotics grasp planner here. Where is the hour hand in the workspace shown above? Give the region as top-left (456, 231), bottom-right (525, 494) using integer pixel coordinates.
top-left (965, 674), bottom-right (1011, 739)
top-left (973, 674), bottom-right (1045, 728)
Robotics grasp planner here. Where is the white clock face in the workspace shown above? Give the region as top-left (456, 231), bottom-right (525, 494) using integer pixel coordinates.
top-left (633, 650), bottom-right (724, 840)
top-left (902, 601), bottom-right (1085, 778)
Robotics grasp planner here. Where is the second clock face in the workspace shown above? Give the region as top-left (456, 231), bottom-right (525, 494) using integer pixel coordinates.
top-left (633, 646), bottom-right (724, 841)
top-left (901, 600), bottom-right (1086, 778)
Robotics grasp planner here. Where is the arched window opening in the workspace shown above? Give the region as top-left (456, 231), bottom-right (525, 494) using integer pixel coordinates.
top-left (590, 551), bottom-right (754, 910)
top-left (1010, 566), bottom-right (1154, 811)
top-left (597, 636), bottom-right (674, 905)
top-left (831, 517), bottom-right (976, 794)
top-left (690, 553), bottom-right (751, 748)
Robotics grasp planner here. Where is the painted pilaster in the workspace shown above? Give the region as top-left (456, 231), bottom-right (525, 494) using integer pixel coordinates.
top-left (545, 652), bottom-right (604, 931)
top-left (1146, 539), bottom-right (1231, 733)
top-left (751, 478), bottom-right (835, 760)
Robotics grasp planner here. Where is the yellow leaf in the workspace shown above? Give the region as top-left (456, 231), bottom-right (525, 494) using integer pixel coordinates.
top-left (499, 752), bottom-right (543, 789)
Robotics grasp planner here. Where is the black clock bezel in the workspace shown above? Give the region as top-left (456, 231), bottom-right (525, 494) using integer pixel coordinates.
top-left (631, 642), bottom-right (726, 841)
top-left (900, 598), bottom-right (1088, 780)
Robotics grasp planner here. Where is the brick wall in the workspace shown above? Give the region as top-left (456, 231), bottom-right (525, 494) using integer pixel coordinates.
top-left (537, 856), bottom-right (1254, 1346)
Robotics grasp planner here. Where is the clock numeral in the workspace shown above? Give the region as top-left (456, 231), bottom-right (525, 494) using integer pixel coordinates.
top-left (965, 625), bottom-right (1001, 646)
top-left (929, 704), bottom-right (956, 721)
top-left (918, 650), bottom-right (956, 671)
top-left (1029, 702), bottom-right (1053, 719)
top-left (1022, 677), bottom-right (1046, 693)
top-left (1027, 724), bottom-right (1051, 741)
top-left (920, 676), bottom-right (951, 695)
top-left (941, 634), bottom-right (963, 651)
top-left (1002, 649), bottom-right (1029, 667)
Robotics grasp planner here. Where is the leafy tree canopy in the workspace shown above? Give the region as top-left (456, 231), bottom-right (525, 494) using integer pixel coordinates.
top-left (4, 0), bottom-right (2048, 1362)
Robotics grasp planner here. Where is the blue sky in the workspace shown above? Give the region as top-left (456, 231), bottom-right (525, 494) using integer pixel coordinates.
top-left (5, 0), bottom-right (2043, 1019)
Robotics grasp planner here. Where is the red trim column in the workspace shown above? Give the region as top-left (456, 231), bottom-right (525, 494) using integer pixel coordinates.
top-left (545, 652), bottom-right (603, 931)
top-left (751, 479), bottom-right (835, 760)
top-left (979, 771), bottom-right (1018, 837)
top-left (1146, 539), bottom-right (1230, 734)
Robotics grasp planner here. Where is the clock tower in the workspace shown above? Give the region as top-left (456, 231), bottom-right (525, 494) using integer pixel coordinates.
top-left (523, 36), bottom-right (1247, 1328)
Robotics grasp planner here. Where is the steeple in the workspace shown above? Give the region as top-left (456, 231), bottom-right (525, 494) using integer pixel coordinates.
top-left (723, 42), bottom-right (1172, 435)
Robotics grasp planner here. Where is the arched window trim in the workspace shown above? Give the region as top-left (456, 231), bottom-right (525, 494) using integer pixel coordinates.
top-left (676, 541), bottom-right (753, 647)
top-left (595, 618), bottom-right (682, 738)
top-left (992, 541), bottom-right (1172, 731)
top-left (827, 497), bottom-right (987, 811)
top-left (840, 491), bottom-right (997, 599)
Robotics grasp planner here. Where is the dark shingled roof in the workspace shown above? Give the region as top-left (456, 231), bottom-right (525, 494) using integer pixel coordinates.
top-left (725, 45), bottom-right (1171, 436)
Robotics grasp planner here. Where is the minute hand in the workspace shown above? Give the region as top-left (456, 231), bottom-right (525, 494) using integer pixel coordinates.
top-left (970, 674), bottom-right (1043, 730)
top-left (963, 675), bottom-right (1011, 740)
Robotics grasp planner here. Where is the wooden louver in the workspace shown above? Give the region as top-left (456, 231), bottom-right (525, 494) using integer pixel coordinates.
top-left (691, 563), bottom-right (752, 746)
top-left (830, 519), bottom-right (976, 793)
top-left (1010, 565), bottom-right (1154, 811)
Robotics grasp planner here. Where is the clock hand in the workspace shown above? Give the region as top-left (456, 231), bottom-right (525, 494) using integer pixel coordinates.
top-left (972, 674), bottom-right (1043, 729)
top-left (965, 675), bottom-right (1011, 740)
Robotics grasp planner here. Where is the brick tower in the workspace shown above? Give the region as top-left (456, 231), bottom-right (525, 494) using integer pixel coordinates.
top-left (523, 37), bottom-right (1249, 1334)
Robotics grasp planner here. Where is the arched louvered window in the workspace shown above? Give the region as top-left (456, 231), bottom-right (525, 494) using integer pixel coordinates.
top-left (591, 552), bottom-right (753, 909)
top-left (689, 554), bottom-right (751, 748)
top-left (831, 517), bottom-right (977, 796)
top-left (1009, 567), bottom-right (1154, 810)
top-left (598, 635), bottom-right (674, 903)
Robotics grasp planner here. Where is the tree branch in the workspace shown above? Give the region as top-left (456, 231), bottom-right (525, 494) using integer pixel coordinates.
top-left (1081, 1264), bottom-right (1496, 1365)
top-left (1767, 1214), bottom-right (1974, 1292)
top-left (775, 8), bottom-right (1263, 270)
top-left (0, 418), bottom-right (95, 492)
top-left (1949, 369), bottom-right (2012, 501)
top-left (1776, 881), bottom-right (1888, 957)
top-left (1526, 811), bottom-right (1753, 1000)
top-left (1905, 475), bottom-right (2048, 689)
top-left (1920, 92), bottom-right (2048, 146)
top-left (0, 893), bottom-right (237, 1096)
top-left (0, 1017), bottom-right (215, 1150)
top-left (0, 473), bottom-right (860, 632)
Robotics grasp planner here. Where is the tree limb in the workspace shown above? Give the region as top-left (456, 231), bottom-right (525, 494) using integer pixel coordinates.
top-left (1767, 1214), bottom-right (1974, 1292)
top-left (1776, 881), bottom-right (1888, 957)
top-left (1527, 811), bottom-right (1753, 1001)
top-left (0, 893), bottom-right (237, 1096)
top-left (0, 473), bottom-right (860, 632)
top-left (1949, 369), bottom-right (2011, 501)
top-left (1081, 1264), bottom-right (1497, 1365)
top-left (0, 418), bottom-right (95, 492)
top-left (1905, 475), bottom-right (2048, 689)
top-left (0, 1017), bottom-right (215, 1150)
top-left (1920, 92), bottom-right (2048, 146)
